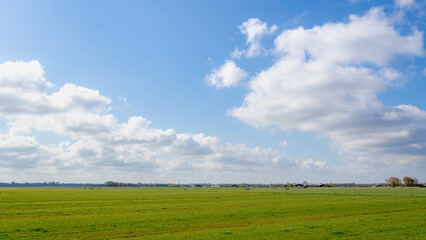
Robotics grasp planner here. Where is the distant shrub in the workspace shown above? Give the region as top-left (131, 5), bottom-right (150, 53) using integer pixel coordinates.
top-left (385, 177), bottom-right (401, 187)
top-left (403, 176), bottom-right (418, 187)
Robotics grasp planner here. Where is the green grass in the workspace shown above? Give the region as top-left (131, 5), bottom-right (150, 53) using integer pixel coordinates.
top-left (0, 187), bottom-right (425, 239)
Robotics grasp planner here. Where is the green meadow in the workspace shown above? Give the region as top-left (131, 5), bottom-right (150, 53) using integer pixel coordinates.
top-left (0, 187), bottom-right (425, 239)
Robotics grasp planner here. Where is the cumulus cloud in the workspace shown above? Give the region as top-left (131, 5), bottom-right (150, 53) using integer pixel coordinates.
top-left (205, 60), bottom-right (248, 88)
top-left (229, 8), bottom-right (426, 171)
top-left (0, 134), bottom-right (45, 168)
top-left (0, 61), bottom-right (110, 115)
top-left (274, 7), bottom-right (423, 65)
top-left (238, 18), bottom-right (278, 57)
top-left (49, 84), bottom-right (111, 113)
top-left (0, 60), bottom-right (324, 182)
top-left (0, 60), bottom-right (52, 92)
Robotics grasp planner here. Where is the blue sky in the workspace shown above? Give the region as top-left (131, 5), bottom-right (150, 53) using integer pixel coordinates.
top-left (0, 0), bottom-right (425, 183)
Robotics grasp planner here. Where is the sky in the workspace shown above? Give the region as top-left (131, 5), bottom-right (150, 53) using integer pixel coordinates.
top-left (0, 0), bottom-right (425, 184)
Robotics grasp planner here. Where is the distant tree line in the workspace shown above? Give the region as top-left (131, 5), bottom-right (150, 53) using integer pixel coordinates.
top-left (104, 181), bottom-right (138, 187)
top-left (2, 180), bottom-right (422, 188)
top-left (385, 176), bottom-right (423, 187)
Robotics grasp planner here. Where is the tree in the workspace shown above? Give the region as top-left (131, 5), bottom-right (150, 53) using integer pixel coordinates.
top-left (104, 181), bottom-right (119, 187)
top-left (403, 176), bottom-right (418, 187)
top-left (385, 177), bottom-right (401, 187)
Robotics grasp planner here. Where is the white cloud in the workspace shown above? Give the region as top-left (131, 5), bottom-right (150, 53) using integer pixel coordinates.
top-left (49, 84), bottom-right (111, 113)
top-left (238, 18), bottom-right (278, 57)
top-left (302, 159), bottom-right (328, 170)
top-left (0, 61), bottom-right (110, 115)
top-left (229, 8), bottom-right (426, 171)
top-left (0, 134), bottom-right (45, 168)
top-left (0, 60), bottom-right (52, 93)
top-left (274, 7), bottom-right (423, 65)
top-left (205, 60), bottom-right (248, 88)
top-left (118, 96), bottom-right (130, 107)
top-left (230, 47), bottom-right (244, 59)
top-left (0, 60), bottom-right (323, 183)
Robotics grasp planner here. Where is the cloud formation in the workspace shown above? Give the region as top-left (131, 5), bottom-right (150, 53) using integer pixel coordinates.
top-left (205, 60), bottom-right (248, 88)
top-left (0, 60), bottom-right (110, 115)
top-left (238, 18), bottom-right (278, 57)
top-left (274, 8), bottom-right (423, 65)
top-left (0, 60), bottom-right (323, 182)
top-left (229, 8), bottom-right (426, 172)
top-left (230, 47), bottom-right (244, 59)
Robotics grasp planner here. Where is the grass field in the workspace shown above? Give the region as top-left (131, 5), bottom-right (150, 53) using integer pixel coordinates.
top-left (0, 187), bottom-right (425, 239)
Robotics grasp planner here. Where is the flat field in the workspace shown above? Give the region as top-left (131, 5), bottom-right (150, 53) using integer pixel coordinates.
top-left (0, 187), bottom-right (425, 239)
